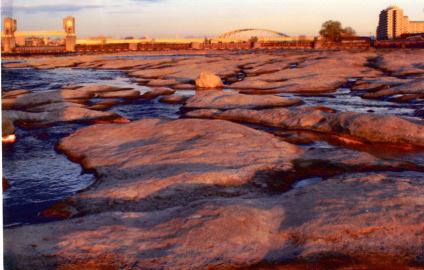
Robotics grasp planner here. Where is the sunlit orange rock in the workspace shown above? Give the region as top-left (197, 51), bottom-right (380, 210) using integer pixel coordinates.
top-left (2, 134), bottom-right (16, 144)
top-left (2, 115), bottom-right (16, 144)
top-left (2, 89), bottom-right (30, 99)
top-left (92, 117), bottom-right (130, 124)
top-left (195, 71), bottom-right (224, 89)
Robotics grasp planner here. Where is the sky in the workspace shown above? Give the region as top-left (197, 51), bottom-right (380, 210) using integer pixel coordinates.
top-left (1, 0), bottom-right (423, 38)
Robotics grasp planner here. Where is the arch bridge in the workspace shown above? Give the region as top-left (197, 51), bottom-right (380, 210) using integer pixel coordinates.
top-left (215, 28), bottom-right (289, 42)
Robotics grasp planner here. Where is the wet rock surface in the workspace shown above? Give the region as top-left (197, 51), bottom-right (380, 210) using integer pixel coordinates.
top-left (54, 118), bottom-right (301, 214)
top-left (2, 84), bottom-right (138, 126)
top-left (5, 117), bottom-right (424, 269)
top-left (5, 170), bottom-right (424, 269)
top-left (4, 107), bottom-right (123, 126)
top-left (184, 90), bottom-right (301, 110)
top-left (2, 115), bottom-right (15, 136)
top-left (3, 50), bottom-right (423, 107)
top-left (140, 87), bottom-right (175, 100)
top-left (3, 50), bottom-right (424, 269)
top-left (185, 107), bottom-right (424, 147)
top-left (159, 94), bottom-right (190, 104)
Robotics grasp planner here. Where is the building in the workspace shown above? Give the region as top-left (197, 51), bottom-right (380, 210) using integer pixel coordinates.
top-left (24, 36), bottom-right (45, 46)
top-left (377, 6), bottom-right (424, 40)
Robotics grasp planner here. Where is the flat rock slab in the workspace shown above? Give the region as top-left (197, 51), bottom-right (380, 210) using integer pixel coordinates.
top-left (185, 107), bottom-right (424, 147)
top-left (146, 78), bottom-right (180, 87)
top-left (2, 84), bottom-right (134, 126)
top-left (172, 83), bottom-right (196, 90)
top-left (2, 115), bottom-right (15, 136)
top-left (2, 89), bottom-right (30, 98)
top-left (184, 91), bottom-right (301, 110)
top-left (54, 118), bottom-right (301, 215)
top-left (97, 90), bottom-right (141, 99)
top-left (362, 77), bottom-right (424, 99)
top-left (5, 171), bottom-right (424, 269)
top-left (140, 87), bottom-right (176, 100)
top-left (377, 50), bottom-right (424, 76)
top-left (4, 118), bottom-right (424, 269)
top-left (159, 95), bottom-right (190, 104)
top-left (4, 106), bottom-right (124, 126)
top-left (11, 85), bottom-right (134, 110)
top-left (230, 51), bottom-right (381, 93)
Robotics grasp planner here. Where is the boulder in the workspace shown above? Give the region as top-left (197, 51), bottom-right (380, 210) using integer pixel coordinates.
top-left (195, 71), bottom-right (224, 89)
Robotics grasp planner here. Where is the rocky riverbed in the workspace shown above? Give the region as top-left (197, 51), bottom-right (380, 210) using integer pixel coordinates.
top-left (2, 49), bottom-right (424, 269)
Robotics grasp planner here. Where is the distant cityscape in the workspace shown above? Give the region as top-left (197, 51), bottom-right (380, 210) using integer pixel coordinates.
top-left (377, 5), bottom-right (424, 40)
top-left (1, 5), bottom-right (423, 53)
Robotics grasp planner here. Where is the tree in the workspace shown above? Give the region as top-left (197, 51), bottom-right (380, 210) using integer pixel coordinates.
top-left (319, 20), bottom-right (356, 42)
top-left (249, 36), bottom-right (259, 43)
top-left (342, 27), bottom-right (357, 38)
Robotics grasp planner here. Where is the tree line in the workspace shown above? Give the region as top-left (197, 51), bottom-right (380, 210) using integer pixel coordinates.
top-left (319, 20), bottom-right (357, 41)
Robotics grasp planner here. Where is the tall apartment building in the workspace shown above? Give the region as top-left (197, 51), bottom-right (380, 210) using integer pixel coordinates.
top-left (377, 6), bottom-right (424, 40)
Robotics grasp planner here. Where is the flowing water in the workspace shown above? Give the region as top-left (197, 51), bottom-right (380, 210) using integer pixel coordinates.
top-left (2, 67), bottom-right (180, 227)
top-left (2, 57), bottom-right (423, 227)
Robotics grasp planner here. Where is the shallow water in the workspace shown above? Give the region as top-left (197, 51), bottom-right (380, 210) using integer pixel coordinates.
top-left (280, 87), bottom-right (422, 119)
top-left (2, 67), bottom-right (143, 93)
top-left (2, 67), bottom-right (182, 227)
top-left (2, 60), bottom-right (424, 227)
top-left (3, 123), bottom-right (94, 227)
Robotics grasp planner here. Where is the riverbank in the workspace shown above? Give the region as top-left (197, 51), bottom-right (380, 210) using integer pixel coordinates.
top-left (3, 49), bottom-right (424, 269)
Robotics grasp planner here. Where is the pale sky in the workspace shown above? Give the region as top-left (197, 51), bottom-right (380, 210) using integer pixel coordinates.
top-left (1, 0), bottom-right (423, 38)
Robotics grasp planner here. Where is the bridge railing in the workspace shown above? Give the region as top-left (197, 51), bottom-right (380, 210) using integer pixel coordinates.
top-left (3, 39), bottom-right (424, 55)
top-left (374, 40), bottom-right (424, 48)
top-left (14, 46), bottom-right (66, 53)
top-left (258, 41), bottom-right (314, 49)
